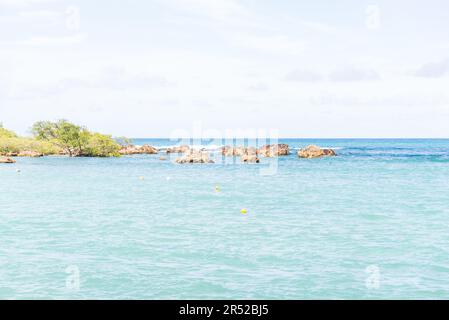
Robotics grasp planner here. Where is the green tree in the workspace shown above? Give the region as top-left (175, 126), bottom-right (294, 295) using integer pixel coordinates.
top-left (85, 133), bottom-right (121, 157)
top-left (31, 120), bottom-right (120, 157)
top-left (32, 120), bottom-right (89, 156)
top-left (0, 123), bottom-right (18, 138)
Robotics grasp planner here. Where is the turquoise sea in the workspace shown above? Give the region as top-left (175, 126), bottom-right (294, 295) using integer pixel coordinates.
top-left (1, 139), bottom-right (449, 299)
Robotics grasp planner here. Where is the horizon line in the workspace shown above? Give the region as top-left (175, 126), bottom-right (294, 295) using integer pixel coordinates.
top-left (126, 137), bottom-right (449, 140)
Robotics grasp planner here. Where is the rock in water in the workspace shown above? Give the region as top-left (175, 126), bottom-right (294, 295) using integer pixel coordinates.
top-left (258, 144), bottom-right (289, 157)
top-left (118, 145), bottom-right (138, 155)
top-left (297, 145), bottom-right (336, 158)
top-left (139, 144), bottom-right (158, 154)
top-left (221, 146), bottom-right (236, 156)
top-left (241, 154), bottom-right (260, 163)
top-left (221, 146), bottom-right (258, 156)
top-left (119, 144), bottom-right (158, 155)
top-left (0, 157), bottom-right (16, 163)
top-left (166, 145), bottom-right (190, 154)
top-left (175, 150), bottom-right (214, 164)
top-left (17, 151), bottom-right (43, 157)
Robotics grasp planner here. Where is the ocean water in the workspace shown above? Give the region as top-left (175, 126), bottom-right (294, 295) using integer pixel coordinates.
top-left (1, 139), bottom-right (449, 299)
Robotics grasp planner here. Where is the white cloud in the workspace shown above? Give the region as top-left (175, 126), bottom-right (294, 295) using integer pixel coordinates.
top-left (164, 0), bottom-right (245, 20)
top-left (233, 34), bottom-right (304, 55)
top-left (18, 9), bottom-right (62, 18)
top-left (0, 33), bottom-right (86, 46)
top-left (7, 65), bottom-right (174, 100)
top-left (0, 0), bottom-right (59, 7)
top-left (329, 66), bottom-right (381, 82)
top-left (284, 69), bottom-right (323, 82)
top-left (300, 21), bottom-right (338, 35)
top-left (248, 82), bottom-right (269, 92)
top-left (0, 9), bottom-right (63, 24)
top-left (415, 59), bottom-right (449, 78)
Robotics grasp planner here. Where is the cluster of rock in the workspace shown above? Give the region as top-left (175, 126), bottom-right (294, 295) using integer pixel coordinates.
top-left (221, 146), bottom-right (260, 163)
top-left (0, 157), bottom-right (16, 163)
top-left (297, 145), bottom-right (336, 158)
top-left (1, 143), bottom-right (336, 165)
top-left (220, 144), bottom-right (290, 163)
top-left (175, 150), bottom-right (214, 164)
top-left (221, 144), bottom-right (290, 158)
top-left (119, 144), bottom-right (158, 155)
top-left (166, 145), bottom-right (190, 154)
top-left (221, 146), bottom-right (258, 156)
top-left (258, 144), bottom-right (290, 157)
top-left (219, 144), bottom-right (336, 162)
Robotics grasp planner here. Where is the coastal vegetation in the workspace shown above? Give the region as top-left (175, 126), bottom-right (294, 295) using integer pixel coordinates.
top-left (0, 120), bottom-right (121, 157)
top-left (32, 120), bottom-right (121, 157)
top-left (0, 123), bottom-right (59, 156)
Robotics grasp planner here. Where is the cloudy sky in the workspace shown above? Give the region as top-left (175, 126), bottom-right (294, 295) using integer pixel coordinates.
top-left (1, 0), bottom-right (449, 137)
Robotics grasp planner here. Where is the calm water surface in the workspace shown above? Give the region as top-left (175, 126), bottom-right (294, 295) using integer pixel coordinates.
top-left (1, 139), bottom-right (449, 299)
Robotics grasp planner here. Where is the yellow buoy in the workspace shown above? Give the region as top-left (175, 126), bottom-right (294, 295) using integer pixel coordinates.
top-left (215, 185), bottom-right (221, 192)
top-left (240, 208), bottom-right (247, 214)
top-left (139, 176), bottom-right (145, 180)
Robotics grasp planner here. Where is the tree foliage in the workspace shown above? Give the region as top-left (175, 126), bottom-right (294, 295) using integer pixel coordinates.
top-left (85, 133), bottom-right (121, 157)
top-left (31, 120), bottom-right (120, 157)
top-left (0, 123), bottom-right (59, 155)
top-left (0, 123), bottom-right (18, 138)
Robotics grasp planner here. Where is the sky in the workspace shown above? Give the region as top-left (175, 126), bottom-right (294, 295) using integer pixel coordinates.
top-left (1, 0), bottom-right (449, 138)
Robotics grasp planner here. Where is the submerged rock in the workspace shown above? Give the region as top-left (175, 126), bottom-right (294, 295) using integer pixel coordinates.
top-left (241, 154), bottom-right (260, 163)
top-left (175, 150), bottom-right (214, 164)
top-left (297, 145), bottom-right (336, 158)
top-left (0, 157), bottom-right (15, 163)
top-left (258, 144), bottom-right (289, 157)
top-left (119, 144), bottom-right (158, 155)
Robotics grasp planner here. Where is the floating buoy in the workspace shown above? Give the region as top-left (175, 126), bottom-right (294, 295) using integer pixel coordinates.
top-left (215, 185), bottom-right (221, 192)
top-left (240, 208), bottom-right (248, 215)
top-left (139, 176), bottom-right (145, 180)
top-left (16, 169), bottom-right (21, 173)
